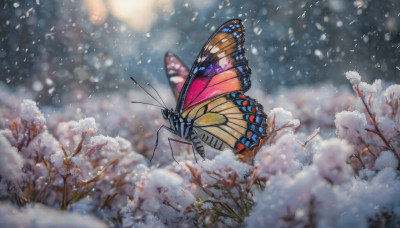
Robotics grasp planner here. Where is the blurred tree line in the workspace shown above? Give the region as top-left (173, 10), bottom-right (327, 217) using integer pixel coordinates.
top-left (1, 0), bottom-right (399, 105)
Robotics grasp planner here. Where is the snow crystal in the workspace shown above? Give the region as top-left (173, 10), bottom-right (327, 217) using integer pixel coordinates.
top-left (135, 168), bottom-right (193, 213)
top-left (0, 135), bottom-right (23, 181)
top-left (22, 130), bottom-right (59, 160)
top-left (268, 107), bottom-right (300, 129)
top-left (384, 84), bottom-right (400, 99)
top-left (335, 110), bottom-right (368, 144)
top-left (71, 117), bottom-right (97, 135)
top-left (255, 134), bottom-right (303, 177)
top-left (314, 138), bottom-right (353, 184)
top-left (358, 79), bottom-right (382, 94)
top-left (246, 167), bottom-right (321, 227)
top-left (50, 150), bottom-right (65, 172)
top-left (89, 135), bottom-right (121, 159)
top-left (20, 99), bottom-right (46, 127)
top-left (376, 116), bottom-right (397, 139)
top-left (116, 136), bottom-right (132, 153)
top-left (199, 150), bottom-right (251, 177)
top-left (384, 84), bottom-right (400, 106)
top-left (345, 71), bottom-right (361, 84)
top-left (374, 151), bottom-right (398, 170)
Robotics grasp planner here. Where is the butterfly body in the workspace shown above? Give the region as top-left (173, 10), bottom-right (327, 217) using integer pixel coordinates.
top-left (156, 19), bottom-right (267, 162)
top-left (161, 108), bottom-right (205, 157)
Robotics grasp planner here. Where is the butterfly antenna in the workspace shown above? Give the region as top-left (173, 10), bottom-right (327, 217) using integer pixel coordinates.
top-left (130, 101), bottom-right (164, 108)
top-left (147, 83), bottom-right (167, 108)
top-left (130, 77), bottom-right (165, 108)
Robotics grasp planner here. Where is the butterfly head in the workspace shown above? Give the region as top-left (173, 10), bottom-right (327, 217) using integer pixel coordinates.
top-left (161, 108), bottom-right (174, 120)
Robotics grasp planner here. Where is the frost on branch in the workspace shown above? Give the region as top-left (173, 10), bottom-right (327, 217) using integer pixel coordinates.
top-left (345, 71), bottom-right (361, 84)
top-left (335, 110), bottom-right (368, 145)
top-left (20, 99), bottom-right (46, 130)
top-left (337, 71), bottom-right (400, 170)
top-left (384, 84), bottom-right (400, 120)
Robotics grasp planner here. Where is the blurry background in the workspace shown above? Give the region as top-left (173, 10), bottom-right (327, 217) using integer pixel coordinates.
top-left (1, 0), bottom-right (399, 106)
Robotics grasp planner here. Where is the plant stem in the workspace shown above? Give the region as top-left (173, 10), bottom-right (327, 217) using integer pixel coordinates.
top-left (60, 176), bottom-right (68, 210)
top-left (354, 85), bottom-right (400, 163)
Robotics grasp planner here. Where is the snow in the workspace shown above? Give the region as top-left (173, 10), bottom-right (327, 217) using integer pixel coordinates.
top-left (71, 117), bottom-right (97, 135)
top-left (89, 135), bottom-right (122, 159)
top-left (376, 116), bottom-right (397, 139)
top-left (374, 151), bottom-right (398, 170)
top-left (268, 107), bottom-right (300, 130)
top-left (0, 135), bottom-right (23, 181)
top-left (345, 71), bottom-right (361, 84)
top-left (0, 73), bottom-right (398, 226)
top-left (384, 84), bottom-right (400, 108)
top-left (358, 79), bottom-right (382, 94)
top-left (334, 110), bottom-right (368, 144)
top-left (314, 138), bottom-right (353, 184)
top-left (0, 203), bottom-right (107, 228)
top-left (20, 99), bottom-right (46, 128)
top-left (199, 150), bottom-right (251, 177)
top-left (255, 134), bottom-right (303, 177)
top-left (1, 3), bottom-right (400, 224)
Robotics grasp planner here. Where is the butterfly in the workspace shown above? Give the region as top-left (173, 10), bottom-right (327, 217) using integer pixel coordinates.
top-left (158, 19), bottom-right (268, 162)
top-left (132, 19), bottom-right (267, 163)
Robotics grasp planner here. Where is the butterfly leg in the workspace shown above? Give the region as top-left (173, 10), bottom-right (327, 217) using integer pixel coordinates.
top-left (150, 125), bottom-right (176, 163)
top-left (167, 138), bottom-right (196, 163)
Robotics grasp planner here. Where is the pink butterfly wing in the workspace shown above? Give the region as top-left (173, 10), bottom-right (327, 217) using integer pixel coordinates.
top-left (176, 19), bottom-right (251, 112)
top-left (164, 52), bottom-right (189, 99)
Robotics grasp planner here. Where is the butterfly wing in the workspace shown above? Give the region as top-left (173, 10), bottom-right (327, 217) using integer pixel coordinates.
top-left (181, 92), bottom-right (267, 160)
top-left (164, 52), bottom-right (189, 99)
top-left (176, 19), bottom-right (251, 112)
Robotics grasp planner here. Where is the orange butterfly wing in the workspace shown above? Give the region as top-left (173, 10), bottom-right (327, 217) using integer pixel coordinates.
top-left (182, 92), bottom-right (267, 160)
top-left (176, 19), bottom-right (251, 112)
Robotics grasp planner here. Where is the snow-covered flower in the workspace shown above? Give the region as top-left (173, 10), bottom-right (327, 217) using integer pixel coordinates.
top-left (256, 133), bottom-right (303, 177)
top-left (314, 138), bottom-right (353, 185)
top-left (345, 71), bottom-right (361, 84)
top-left (20, 99), bottom-right (46, 130)
top-left (0, 135), bottom-right (23, 181)
top-left (335, 110), bottom-right (368, 144)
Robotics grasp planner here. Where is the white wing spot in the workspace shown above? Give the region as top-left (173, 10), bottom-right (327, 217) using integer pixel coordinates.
top-left (221, 38), bottom-right (228, 42)
top-left (197, 56), bottom-right (207, 63)
top-left (217, 52), bottom-right (225, 58)
top-left (170, 76), bottom-right (185, 83)
top-left (219, 58), bottom-right (228, 68)
top-left (210, 46), bottom-right (220, 53)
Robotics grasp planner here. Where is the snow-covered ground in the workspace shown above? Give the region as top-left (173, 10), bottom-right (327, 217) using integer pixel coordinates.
top-left (0, 72), bottom-right (399, 227)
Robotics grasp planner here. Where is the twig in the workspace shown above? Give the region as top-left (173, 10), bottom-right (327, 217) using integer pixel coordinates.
top-left (354, 85), bottom-right (400, 163)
